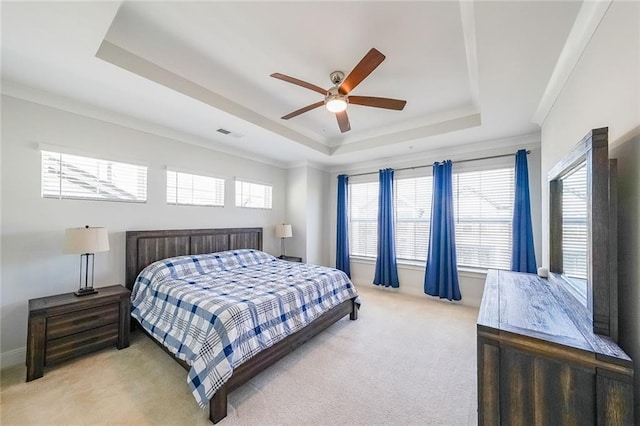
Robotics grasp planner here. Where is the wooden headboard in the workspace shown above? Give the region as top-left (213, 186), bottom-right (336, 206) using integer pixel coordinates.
top-left (125, 227), bottom-right (263, 290)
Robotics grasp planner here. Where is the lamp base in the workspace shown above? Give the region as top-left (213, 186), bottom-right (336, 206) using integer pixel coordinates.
top-left (74, 287), bottom-right (98, 297)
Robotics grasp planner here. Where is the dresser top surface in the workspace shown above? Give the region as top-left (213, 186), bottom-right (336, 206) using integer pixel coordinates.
top-left (478, 270), bottom-right (630, 364)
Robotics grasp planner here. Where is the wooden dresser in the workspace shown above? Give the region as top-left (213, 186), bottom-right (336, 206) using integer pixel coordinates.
top-left (27, 285), bottom-right (130, 381)
top-left (477, 270), bottom-right (634, 425)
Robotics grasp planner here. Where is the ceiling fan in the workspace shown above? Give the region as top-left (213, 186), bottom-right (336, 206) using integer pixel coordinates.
top-left (271, 48), bottom-right (407, 133)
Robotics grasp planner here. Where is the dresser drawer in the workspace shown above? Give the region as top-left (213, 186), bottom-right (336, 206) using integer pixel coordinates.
top-left (45, 323), bottom-right (119, 365)
top-left (46, 303), bottom-right (119, 340)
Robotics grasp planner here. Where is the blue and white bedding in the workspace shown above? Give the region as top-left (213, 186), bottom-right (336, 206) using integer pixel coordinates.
top-left (131, 249), bottom-right (358, 408)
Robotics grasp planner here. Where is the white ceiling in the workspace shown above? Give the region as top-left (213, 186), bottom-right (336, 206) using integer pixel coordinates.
top-left (1, 1), bottom-right (582, 169)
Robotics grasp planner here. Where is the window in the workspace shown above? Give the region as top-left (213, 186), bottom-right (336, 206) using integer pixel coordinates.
top-left (561, 164), bottom-right (587, 279)
top-left (167, 170), bottom-right (224, 207)
top-left (453, 167), bottom-right (514, 269)
top-left (349, 181), bottom-right (379, 257)
top-left (41, 150), bottom-right (147, 202)
top-left (235, 180), bottom-right (272, 209)
top-left (347, 165), bottom-right (515, 270)
top-left (395, 176), bottom-right (432, 261)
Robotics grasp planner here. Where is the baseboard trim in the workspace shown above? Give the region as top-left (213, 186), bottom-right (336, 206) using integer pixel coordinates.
top-left (1, 347), bottom-right (26, 369)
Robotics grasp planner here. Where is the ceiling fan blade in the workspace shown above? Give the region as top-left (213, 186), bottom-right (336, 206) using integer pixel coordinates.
top-left (336, 110), bottom-right (351, 133)
top-left (348, 96), bottom-right (407, 110)
top-left (281, 101), bottom-right (324, 120)
top-left (271, 73), bottom-right (327, 95)
top-left (338, 48), bottom-right (386, 95)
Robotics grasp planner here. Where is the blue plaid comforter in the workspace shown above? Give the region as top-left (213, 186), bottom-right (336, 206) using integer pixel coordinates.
top-left (131, 249), bottom-right (358, 408)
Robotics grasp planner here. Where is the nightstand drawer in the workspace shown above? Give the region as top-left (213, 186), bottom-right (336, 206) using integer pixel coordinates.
top-left (47, 303), bottom-right (119, 340)
top-left (46, 323), bottom-right (119, 365)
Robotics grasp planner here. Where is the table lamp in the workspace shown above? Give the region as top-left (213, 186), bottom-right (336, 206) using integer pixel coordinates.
top-left (64, 226), bottom-right (110, 296)
top-left (275, 224), bottom-right (292, 258)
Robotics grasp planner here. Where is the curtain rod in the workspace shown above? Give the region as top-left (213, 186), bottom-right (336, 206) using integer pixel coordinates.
top-left (346, 150), bottom-right (531, 178)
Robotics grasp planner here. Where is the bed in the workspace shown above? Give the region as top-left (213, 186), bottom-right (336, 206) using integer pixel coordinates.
top-left (125, 227), bottom-right (359, 423)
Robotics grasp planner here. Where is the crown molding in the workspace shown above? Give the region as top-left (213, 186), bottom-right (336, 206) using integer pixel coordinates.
top-left (533, 0), bottom-right (612, 125)
top-left (460, 0), bottom-right (480, 109)
top-left (328, 132), bottom-right (540, 175)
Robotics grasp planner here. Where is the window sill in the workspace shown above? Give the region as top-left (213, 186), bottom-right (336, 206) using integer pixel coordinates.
top-left (349, 256), bottom-right (489, 279)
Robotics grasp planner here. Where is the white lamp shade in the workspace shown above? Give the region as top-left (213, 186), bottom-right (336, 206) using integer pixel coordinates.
top-left (325, 97), bottom-right (347, 113)
top-left (275, 224), bottom-right (292, 239)
top-left (64, 227), bottom-right (110, 254)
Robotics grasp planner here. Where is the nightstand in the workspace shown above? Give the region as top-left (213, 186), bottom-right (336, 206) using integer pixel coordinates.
top-left (26, 285), bottom-right (130, 382)
top-left (277, 255), bottom-right (303, 262)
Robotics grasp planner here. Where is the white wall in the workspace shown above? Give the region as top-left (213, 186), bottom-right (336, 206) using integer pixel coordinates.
top-left (0, 95), bottom-right (287, 366)
top-left (540, 1), bottom-right (640, 262)
top-left (350, 259), bottom-right (487, 307)
top-left (306, 167), bottom-right (329, 266)
top-left (285, 165), bottom-right (330, 265)
top-left (539, 0), bottom-right (639, 414)
top-left (328, 144), bottom-right (542, 308)
top-left (285, 167), bottom-right (307, 260)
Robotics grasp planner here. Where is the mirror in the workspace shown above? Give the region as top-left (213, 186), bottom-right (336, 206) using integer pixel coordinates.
top-left (560, 163), bottom-right (588, 306)
top-left (548, 127), bottom-right (617, 339)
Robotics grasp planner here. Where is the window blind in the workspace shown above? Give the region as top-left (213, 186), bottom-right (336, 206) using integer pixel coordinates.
top-left (235, 180), bottom-right (272, 209)
top-left (453, 167), bottom-right (514, 270)
top-left (349, 181), bottom-right (379, 257)
top-left (41, 150), bottom-right (147, 202)
top-left (395, 176), bottom-right (432, 261)
top-left (562, 164), bottom-right (587, 279)
top-left (167, 170), bottom-right (224, 206)
top-left (348, 165), bottom-right (516, 270)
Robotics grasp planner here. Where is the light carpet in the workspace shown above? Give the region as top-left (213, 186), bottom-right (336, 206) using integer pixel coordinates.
top-left (1, 285), bottom-right (479, 425)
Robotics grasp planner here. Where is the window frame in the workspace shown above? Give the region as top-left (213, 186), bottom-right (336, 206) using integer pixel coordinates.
top-left (346, 159), bottom-right (516, 271)
top-left (234, 178), bottom-right (273, 210)
top-left (41, 149), bottom-right (148, 203)
top-left (348, 179), bottom-right (380, 258)
top-left (166, 168), bottom-right (225, 207)
top-left (394, 173), bottom-right (433, 262)
top-left (452, 166), bottom-right (515, 270)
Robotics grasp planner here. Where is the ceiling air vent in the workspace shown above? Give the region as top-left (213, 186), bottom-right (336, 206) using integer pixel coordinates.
top-left (216, 128), bottom-right (244, 138)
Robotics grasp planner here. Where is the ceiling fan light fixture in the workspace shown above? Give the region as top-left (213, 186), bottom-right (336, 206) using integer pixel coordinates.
top-left (325, 93), bottom-right (348, 113)
top-left (272, 48), bottom-right (405, 132)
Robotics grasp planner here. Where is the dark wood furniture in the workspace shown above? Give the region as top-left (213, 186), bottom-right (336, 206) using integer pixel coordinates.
top-left (477, 270), bottom-right (634, 425)
top-left (548, 127), bottom-right (618, 338)
top-left (125, 227), bottom-right (264, 288)
top-left (26, 285), bottom-right (130, 382)
top-left (125, 227), bottom-right (358, 424)
top-left (477, 127), bottom-right (633, 424)
top-left (277, 255), bottom-right (302, 262)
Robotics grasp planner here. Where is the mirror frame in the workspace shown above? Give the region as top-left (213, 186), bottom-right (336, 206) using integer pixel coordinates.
top-left (548, 127), bottom-right (617, 339)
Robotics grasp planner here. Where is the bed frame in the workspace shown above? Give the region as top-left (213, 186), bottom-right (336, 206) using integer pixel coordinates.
top-left (125, 227), bottom-right (358, 423)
